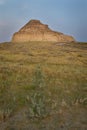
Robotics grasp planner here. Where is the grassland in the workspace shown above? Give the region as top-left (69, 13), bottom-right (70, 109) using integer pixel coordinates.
top-left (0, 41), bottom-right (87, 130)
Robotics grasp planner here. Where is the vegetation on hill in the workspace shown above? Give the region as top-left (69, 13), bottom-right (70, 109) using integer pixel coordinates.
top-left (0, 41), bottom-right (87, 130)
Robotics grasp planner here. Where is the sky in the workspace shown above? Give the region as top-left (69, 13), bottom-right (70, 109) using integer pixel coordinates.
top-left (0, 0), bottom-right (87, 42)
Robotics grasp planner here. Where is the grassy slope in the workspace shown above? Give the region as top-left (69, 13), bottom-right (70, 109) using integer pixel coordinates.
top-left (0, 41), bottom-right (87, 130)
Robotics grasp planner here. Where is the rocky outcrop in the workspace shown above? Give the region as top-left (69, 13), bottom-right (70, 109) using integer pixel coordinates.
top-left (12, 20), bottom-right (75, 42)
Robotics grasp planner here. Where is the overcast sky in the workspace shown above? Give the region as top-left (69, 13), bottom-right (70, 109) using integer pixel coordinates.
top-left (0, 0), bottom-right (87, 42)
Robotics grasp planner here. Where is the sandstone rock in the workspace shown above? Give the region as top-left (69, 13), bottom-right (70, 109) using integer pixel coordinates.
top-left (12, 19), bottom-right (75, 42)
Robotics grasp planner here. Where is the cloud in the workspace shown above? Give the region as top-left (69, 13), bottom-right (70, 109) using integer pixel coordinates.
top-left (0, 19), bottom-right (25, 42)
top-left (0, 0), bottom-right (9, 5)
top-left (0, 23), bottom-right (14, 42)
top-left (0, 0), bottom-right (4, 5)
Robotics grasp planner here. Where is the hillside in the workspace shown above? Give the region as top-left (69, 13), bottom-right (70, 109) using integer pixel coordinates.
top-left (0, 41), bottom-right (87, 130)
top-left (12, 20), bottom-right (75, 42)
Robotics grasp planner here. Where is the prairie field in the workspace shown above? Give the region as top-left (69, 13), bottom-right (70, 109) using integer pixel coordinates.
top-left (0, 41), bottom-right (87, 130)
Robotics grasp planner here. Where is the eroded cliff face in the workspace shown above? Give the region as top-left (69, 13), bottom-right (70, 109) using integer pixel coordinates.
top-left (12, 20), bottom-right (75, 42)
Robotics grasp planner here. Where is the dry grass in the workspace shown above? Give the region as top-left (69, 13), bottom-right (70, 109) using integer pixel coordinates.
top-left (0, 41), bottom-right (87, 129)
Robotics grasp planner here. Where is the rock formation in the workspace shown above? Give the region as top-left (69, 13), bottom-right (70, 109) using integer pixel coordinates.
top-left (12, 19), bottom-right (75, 42)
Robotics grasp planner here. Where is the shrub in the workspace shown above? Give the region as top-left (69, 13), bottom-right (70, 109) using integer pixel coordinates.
top-left (26, 65), bottom-right (48, 119)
